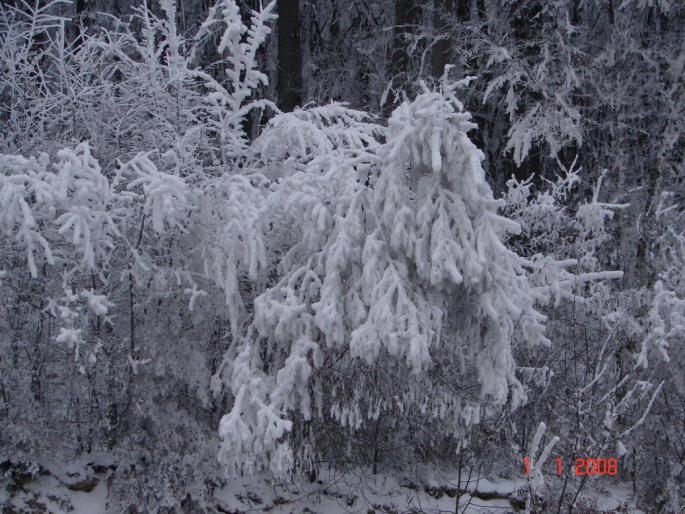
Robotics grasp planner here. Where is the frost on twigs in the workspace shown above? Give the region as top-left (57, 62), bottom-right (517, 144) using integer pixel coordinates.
top-left (526, 422), bottom-right (559, 501)
top-left (123, 152), bottom-right (191, 234)
top-left (190, 0), bottom-right (278, 159)
top-left (250, 103), bottom-right (382, 177)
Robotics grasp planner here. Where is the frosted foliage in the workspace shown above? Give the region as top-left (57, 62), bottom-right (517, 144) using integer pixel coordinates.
top-left (198, 174), bottom-right (268, 338)
top-left (0, 153), bottom-right (55, 277)
top-left (125, 153), bottom-right (190, 234)
top-left (639, 281), bottom-right (683, 369)
top-left (503, 167), bottom-right (580, 247)
top-left (527, 422), bottom-right (559, 495)
top-left (503, 165), bottom-right (625, 308)
top-left (218, 347), bottom-right (294, 477)
top-left (0, 143), bottom-right (118, 275)
top-left (373, 83), bottom-right (548, 396)
top-left (191, 0), bottom-right (278, 157)
top-left (217, 83), bottom-right (554, 476)
top-left (639, 197), bottom-right (685, 374)
top-left (250, 103), bottom-right (381, 177)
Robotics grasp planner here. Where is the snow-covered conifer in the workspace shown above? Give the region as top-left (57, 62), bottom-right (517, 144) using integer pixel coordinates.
top-left (217, 81), bottom-right (554, 476)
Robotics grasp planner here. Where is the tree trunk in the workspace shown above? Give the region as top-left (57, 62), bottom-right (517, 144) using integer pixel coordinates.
top-left (385, 0), bottom-right (422, 116)
top-left (277, 0), bottom-right (302, 112)
top-left (432, 0), bottom-right (453, 79)
top-left (72, 0), bottom-right (93, 46)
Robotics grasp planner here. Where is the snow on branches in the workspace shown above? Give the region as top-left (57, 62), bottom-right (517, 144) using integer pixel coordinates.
top-left (0, 143), bottom-right (118, 276)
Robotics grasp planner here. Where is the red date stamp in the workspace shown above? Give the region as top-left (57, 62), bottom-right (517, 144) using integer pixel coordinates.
top-left (524, 457), bottom-right (619, 477)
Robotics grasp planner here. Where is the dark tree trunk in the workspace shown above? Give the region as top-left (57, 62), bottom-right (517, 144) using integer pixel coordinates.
top-left (71, 0), bottom-right (94, 49)
top-left (277, 0), bottom-right (302, 112)
top-left (431, 0), bottom-right (453, 79)
top-left (391, 0), bottom-right (419, 79)
top-left (385, 0), bottom-right (422, 116)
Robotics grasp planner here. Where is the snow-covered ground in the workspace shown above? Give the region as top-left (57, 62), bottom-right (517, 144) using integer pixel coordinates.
top-left (1, 456), bottom-right (110, 514)
top-left (2, 457), bottom-right (642, 513)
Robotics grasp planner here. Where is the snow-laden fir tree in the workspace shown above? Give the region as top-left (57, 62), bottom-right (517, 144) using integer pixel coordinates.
top-left (217, 80), bottom-right (553, 477)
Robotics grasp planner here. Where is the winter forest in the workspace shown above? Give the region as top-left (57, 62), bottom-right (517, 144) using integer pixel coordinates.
top-left (0, 0), bottom-right (683, 512)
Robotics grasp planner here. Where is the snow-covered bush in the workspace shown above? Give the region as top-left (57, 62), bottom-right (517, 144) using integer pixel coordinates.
top-left (500, 159), bottom-right (679, 512)
top-left (0, 0), bottom-right (279, 510)
top-left (214, 80), bottom-right (618, 478)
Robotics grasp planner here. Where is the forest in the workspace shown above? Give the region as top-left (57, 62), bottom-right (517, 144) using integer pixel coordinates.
top-left (0, 0), bottom-right (683, 512)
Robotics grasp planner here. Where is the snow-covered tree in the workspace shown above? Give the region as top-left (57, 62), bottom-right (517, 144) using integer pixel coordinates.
top-left (217, 80), bottom-right (563, 477)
